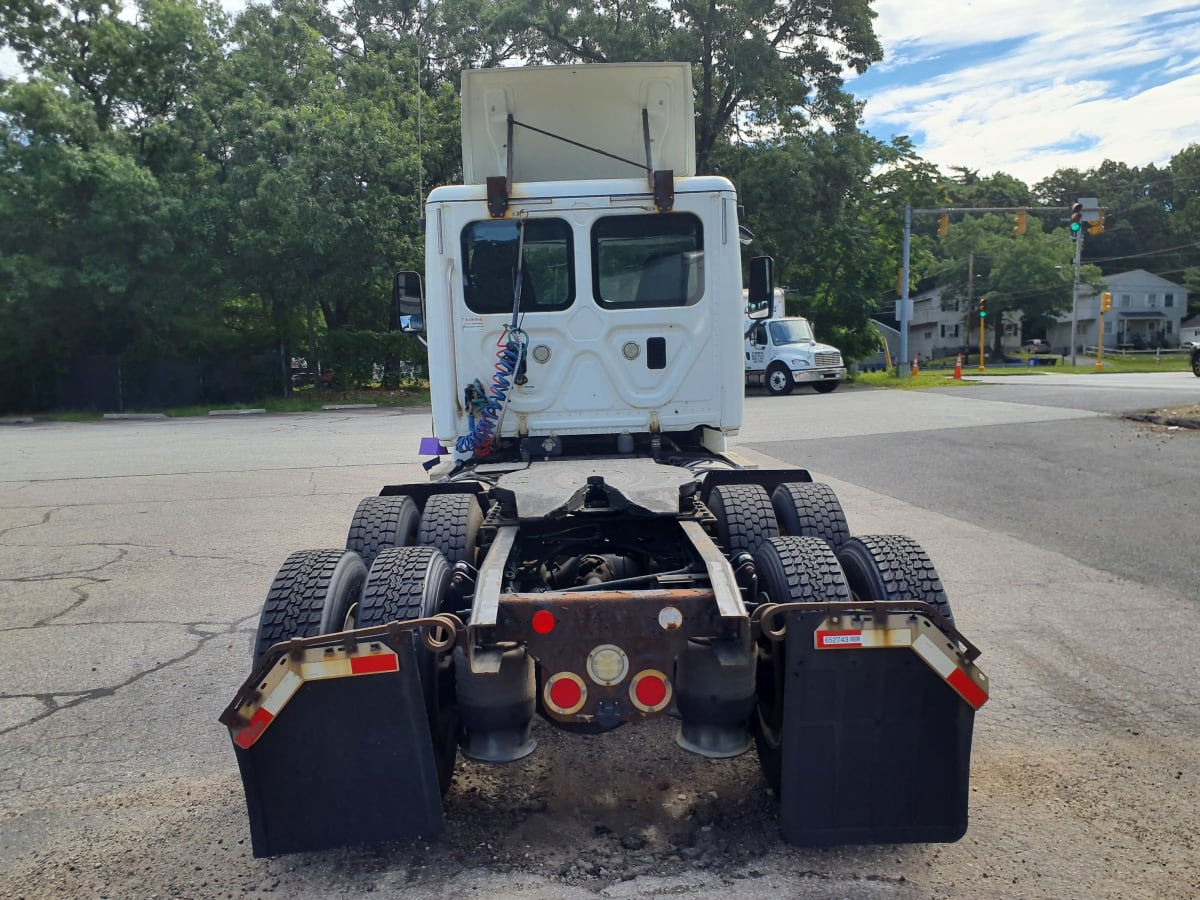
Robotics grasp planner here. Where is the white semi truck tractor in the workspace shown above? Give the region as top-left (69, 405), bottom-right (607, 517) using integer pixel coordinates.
top-left (221, 63), bottom-right (987, 857)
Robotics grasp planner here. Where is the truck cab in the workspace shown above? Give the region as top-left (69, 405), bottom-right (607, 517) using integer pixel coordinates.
top-left (743, 289), bottom-right (846, 394)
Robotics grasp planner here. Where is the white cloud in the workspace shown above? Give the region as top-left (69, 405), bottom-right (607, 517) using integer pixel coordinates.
top-left (856, 1), bottom-right (1200, 182)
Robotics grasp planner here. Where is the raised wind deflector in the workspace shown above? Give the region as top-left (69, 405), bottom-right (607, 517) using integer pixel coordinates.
top-left (461, 64), bottom-right (693, 214)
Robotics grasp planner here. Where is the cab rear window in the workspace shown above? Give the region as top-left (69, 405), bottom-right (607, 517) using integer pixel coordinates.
top-left (461, 218), bottom-right (574, 314)
top-left (591, 214), bottom-right (704, 309)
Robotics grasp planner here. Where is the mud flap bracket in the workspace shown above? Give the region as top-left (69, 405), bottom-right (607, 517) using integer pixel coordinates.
top-left (224, 636), bottom-right (445, 856)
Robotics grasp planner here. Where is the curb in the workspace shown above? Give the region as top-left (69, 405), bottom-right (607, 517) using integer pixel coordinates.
top-left (1124, 413), bottom-right (1200, 430)
top-left (321, 404), bottom-right (379, 411)
top-left (208, 408), bottom-right (267, 416)
top-left (103, 413), bottom-right (168, 420)
top-left (0, 417), bottom-right (35, 425)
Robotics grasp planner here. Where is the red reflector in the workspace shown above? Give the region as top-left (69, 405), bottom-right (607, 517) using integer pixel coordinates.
top-left (548, 676), bottom-right (582, 711)
top-left (350, 652), bottom-right (399, 675)
top-left (634, 674), bottom-right (667, 708)
top-left (531, 609), bottom-right (556, 635)
top-left (234, 707), bottom-right (273, 749)
top-left (948, 667), bottom-right (989, 710)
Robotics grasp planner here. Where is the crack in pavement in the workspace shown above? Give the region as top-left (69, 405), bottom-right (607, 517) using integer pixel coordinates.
top-left (0, 616), bottom-right (258, 738)
top-left (0, 546), bottom-right (132, 585)
top-left (33, 582), bottom-right (95, 627)
top-left (0, 506), bottom-right (60, 540)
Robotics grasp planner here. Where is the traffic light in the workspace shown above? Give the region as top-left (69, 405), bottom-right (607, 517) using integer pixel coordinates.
top-left (1089, 210), bottom-right (1106, 235)
top-left (1014, 208), bottom-right (1027, 235)
top-left (1100, 291), bottom-right (1112, 312)
top-left (1070, 202), bottom-right (1083, 234)
top-left (938, 213), bottom-right (949, 237)
top-left (978, 297), bottom-right (987, 318)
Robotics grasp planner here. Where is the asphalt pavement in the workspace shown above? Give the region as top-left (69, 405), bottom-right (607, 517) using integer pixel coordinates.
top-left (1, 382), bottom-right (1198, 899)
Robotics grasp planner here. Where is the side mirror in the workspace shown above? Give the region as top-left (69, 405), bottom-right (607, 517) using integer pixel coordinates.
top-left (747, 256), bottom-right (774, 312)
top-left (392, 271), bottom-right (424, 333)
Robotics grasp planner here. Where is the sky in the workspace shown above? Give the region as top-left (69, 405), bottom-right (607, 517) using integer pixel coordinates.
top-left (4, 1), bottom-right (1199, 185)
top-left (850, 1), bottom-right (1200, 183)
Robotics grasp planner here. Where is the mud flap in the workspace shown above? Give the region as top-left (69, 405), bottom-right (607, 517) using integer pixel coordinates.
top-left (777, 609), bottom-right (976, 846)
top-left (229, 639), bottom-right (444, 857)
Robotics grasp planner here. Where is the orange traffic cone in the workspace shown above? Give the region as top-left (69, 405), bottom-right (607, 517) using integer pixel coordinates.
top-left (911, 355), bottom-right (920, 376)
top-left (953, 354), bottom-right (962, 379)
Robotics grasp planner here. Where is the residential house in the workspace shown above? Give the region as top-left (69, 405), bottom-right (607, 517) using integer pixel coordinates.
top-left (899, 286), bottom-right (1021, 361)
top-left (1048, 269), bottom-right (1188, 352)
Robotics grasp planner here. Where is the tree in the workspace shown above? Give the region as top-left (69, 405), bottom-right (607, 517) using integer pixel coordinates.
top-left (0, 0), bottom-right (231, 410)
top-left (718, 131), bottom-right (937, 358)
top-left (500, 0), bottom-right (882, 173)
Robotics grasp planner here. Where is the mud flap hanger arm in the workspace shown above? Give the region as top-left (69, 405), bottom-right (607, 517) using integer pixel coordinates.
top-left (487, 112), bottom-right (674, 218)
top-left (218, 613), bottom-right (464, 733)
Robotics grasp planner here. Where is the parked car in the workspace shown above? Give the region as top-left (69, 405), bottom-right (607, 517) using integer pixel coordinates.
top-left (1022, 339), bottom-right (1054, 355)
top-left (290, 368), bottom-right (335, 387)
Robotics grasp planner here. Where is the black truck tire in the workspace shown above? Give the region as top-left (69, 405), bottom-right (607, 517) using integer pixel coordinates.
top-left (751, 536), bottom-right (852, 792)
top-left (252, 549), bottom-right (368, 663)
top-left (812, 381), bottom-right (838, 394)
top-left (357, 546), bottom-right (458, 794)
top-left (417, 493), bottom-right (483, 567)
top-left (837, 534), bottom-right (955, 626)
top-left (771, 482), bottom-right (850, 549)
top-left (1192, 348), bottom-right (1200, 377)
top-left (345, 494), bottom-right (420, 570)
top-left (766, 363), bottom-right (794, 395)
top-left (709, 483), bottom-right (779, 557)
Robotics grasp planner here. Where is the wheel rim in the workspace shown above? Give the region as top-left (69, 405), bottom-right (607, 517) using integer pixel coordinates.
top-left (768, 369), bottom-right (788, 391)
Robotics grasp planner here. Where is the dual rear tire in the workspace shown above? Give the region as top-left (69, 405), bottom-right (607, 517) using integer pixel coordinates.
top-left (708, 481), bottom-right (953, 791)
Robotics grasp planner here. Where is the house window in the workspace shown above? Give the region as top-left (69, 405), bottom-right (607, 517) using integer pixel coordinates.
top-left (940, 324), bottom-right (960, 338)
top-left (924, 331), bottom-right (933, 339)
top-left (1167, 322), bottom-right (1174, 334)
top-left (1120, 294), bottom-right (1131, 307)
top-left (1165, 293), bottom-right (1175, 307)
top-left (1147, 294), bottom-right (1157, 308)
top-left (1104, 320), bottom-right (1113, 334)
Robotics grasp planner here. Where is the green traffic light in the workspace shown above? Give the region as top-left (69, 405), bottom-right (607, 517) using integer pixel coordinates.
top-left (1070, 222), bottom-right (1081, 232)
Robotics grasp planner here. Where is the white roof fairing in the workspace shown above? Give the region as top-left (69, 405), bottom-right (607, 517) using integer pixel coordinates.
top-left (460, 63), bottom-right (696, 186)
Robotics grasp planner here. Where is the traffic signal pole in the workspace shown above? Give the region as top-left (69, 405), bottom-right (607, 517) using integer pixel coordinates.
top-left (901, 205), bottom-right (1072, 378)
top-left (1069, 228), bottom-right (1084, 366)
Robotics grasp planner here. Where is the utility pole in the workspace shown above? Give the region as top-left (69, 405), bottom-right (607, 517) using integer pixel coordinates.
top-left (966, 252), bottom-right (975, 360)
top-left (899, 204), bottom-right (912, 376)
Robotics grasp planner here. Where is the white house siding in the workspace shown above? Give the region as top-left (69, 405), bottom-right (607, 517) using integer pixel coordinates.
top-left (1048, 269), bottom-right (1187, 352)
top-left (904, 286), bottom-right (1021, 361)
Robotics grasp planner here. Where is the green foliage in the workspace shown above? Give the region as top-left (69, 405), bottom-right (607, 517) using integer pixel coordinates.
top-left (501, 0), bottom-right (882, 172)
top-left (1, 0), bottom-right (1197, 414)
top-left (322, 329), bottom-right (425, 389)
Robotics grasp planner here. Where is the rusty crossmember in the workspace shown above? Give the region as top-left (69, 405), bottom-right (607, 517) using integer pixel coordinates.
top-left (487, 587), bottom-right (736, 669)
top-left (751, 600), bottom-right (982, 663)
